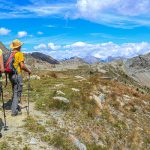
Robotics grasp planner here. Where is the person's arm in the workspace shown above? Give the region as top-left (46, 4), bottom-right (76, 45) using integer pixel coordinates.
top-left (20, 62), bottom-right (31, 75)
top-left (18, 52), bottom-right (31, 75)
top-left (0, 53), bottom-right (4, 73)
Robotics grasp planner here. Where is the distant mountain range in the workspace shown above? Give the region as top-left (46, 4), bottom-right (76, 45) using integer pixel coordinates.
top-left (83, 56), bottom-right (101, 64)
top-left (64, 55), bottom-right (126, 64)
top-left (0, 42), bottom-right (127, 65)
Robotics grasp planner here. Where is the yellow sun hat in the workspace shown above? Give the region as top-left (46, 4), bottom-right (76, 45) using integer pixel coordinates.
top-left (10, 39), bottom-right (24, 49)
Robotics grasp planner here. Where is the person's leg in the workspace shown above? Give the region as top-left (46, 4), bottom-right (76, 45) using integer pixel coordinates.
top-left (9, 74), bottom-right (14, 102)
top-left (17, 74), bottom-right (23, 112)
top-left (17, 74), bottom-right (23, 101)
top-left (10, 74), bottom-right (19, 115)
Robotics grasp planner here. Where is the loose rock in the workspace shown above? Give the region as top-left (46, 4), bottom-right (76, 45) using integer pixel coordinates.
top-left (30, 75), bottom-right (41, 80)
top-left (71, 88), bottom-right (80, 92)
top-left (56, 90), bottom-right (65, 95)
top-left (53, 96), bottom-right (70, 103)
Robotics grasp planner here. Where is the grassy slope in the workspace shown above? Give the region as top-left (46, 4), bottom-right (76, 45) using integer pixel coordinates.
top-left (1, 65), bottom-right (150, 149)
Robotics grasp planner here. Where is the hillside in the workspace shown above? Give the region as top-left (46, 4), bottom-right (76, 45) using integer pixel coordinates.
top-left (124, 53), bottom-right (150, 88)
top-left (31, 52), bottom-right (59, 64)
top-left (0, 42), bottom-right (150, 150)
top-left (0, 63), bottom-right (150, 150)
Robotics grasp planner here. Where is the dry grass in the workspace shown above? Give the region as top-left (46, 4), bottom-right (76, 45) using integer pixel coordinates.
top-left (24, 116), bottom-right (46, 133)
top-left (21, 68), bottom-right (150, 149)
top-left (42, 133), bottom-right (76, 150)
top-left (0, 141), bottom-right (10, 150)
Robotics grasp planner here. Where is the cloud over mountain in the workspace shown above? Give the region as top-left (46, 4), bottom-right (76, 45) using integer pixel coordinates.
top-left (33, 41), bottom-right (150, 60)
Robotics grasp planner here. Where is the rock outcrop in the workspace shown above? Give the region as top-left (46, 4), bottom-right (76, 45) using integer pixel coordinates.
top-left (124, 53), bottom-right (150, 87)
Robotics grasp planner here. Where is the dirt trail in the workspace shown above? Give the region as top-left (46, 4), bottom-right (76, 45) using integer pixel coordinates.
top-left (0, 102), bottom-right (54, 150)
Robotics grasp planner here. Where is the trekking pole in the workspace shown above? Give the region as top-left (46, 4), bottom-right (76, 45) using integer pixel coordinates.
top-left (0, 85), bottom-right (8, 131)
top-left (27, 74), bottom-right (30, 116)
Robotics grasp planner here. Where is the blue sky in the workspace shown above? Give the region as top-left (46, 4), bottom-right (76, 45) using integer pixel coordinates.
top-left (1, 0), bottom-right (150, 59)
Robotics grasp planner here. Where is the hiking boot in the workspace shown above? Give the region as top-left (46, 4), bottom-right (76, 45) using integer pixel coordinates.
top-left (11, 111), bottom-right (22, 116)
top-left (17, 105), bottom-right (22, 112)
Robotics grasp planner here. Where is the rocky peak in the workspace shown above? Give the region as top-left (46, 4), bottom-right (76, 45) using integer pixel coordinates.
top-left (31, 52), bottom-right (59, 64)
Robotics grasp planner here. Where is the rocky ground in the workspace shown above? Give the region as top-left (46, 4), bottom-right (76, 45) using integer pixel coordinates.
top-left (0, 65), bottom-right (150, 150)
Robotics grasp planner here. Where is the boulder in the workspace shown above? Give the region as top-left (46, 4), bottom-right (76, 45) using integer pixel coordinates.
top-left (53, 97), bottom-right (70, 103)
top-left (56, 90), bottom-right (65, 95)
top-left (71, 88), bottom-right (80, 92)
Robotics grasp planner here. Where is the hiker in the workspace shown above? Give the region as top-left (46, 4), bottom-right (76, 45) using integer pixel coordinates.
top-left (0, 48), bottom-right (4, 92)
top-left (0, 48), bottom-right (4, 137)
top-left (8, 39), bottom-right (31, 116)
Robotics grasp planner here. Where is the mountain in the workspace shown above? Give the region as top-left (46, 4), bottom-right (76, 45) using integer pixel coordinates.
top-left (103, 56), bottom-right (126, 62)
top-left (124, 52), bottom-right (150, 87)
top-left (61, 57), bottom-right (87, 65)
top-left (31, 52), bottom-right (59, 64)
top-left (83, 56), bottom-right (101, 64)
top-left (83, 55), bottom-right (126, 64)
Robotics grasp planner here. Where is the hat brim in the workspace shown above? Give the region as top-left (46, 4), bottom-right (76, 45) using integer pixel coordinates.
top-left (10, 42), bottom-right (24, 49)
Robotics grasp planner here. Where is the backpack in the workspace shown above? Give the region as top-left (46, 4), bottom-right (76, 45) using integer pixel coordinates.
top-left (4, 51), bottom-right (18, 73)
top-left (3, 51), bottom-right (18, 86)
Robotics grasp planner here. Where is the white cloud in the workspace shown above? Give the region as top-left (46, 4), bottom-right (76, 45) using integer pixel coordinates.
top-left (33, 41), bottom-right (150, 60)
top-left (20, 4), bottom-right (74, 16)
top-left (34, 42), bottom-right (61, 51)
top-left (1, 0), bottom-right (150, 28)
top-left (64, 41), bottom-right (88, 48)
top-left (76, 0), bottom-right (150, 28)
top-left (34, 43), bottom-right (47, 50)
top-left (48, 43), bottom-right (61, 50)
top-left (0, 27), bottom-right (11, 35)
top-left (37, 31), bottom-right (43, 35)
top-left (18, 31), bottom-right (28, 38)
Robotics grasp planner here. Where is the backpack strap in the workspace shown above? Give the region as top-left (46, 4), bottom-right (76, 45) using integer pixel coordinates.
top-left (5, 51), bottom-right (18, 68)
